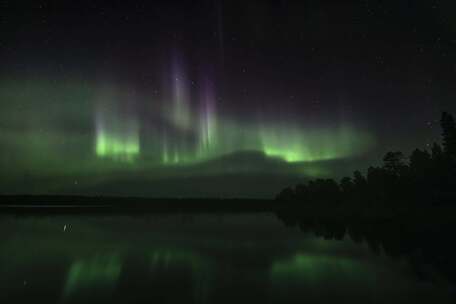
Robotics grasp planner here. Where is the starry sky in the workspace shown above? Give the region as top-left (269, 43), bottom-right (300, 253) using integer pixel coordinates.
top-left (1, 0), bottom-right (455, 198)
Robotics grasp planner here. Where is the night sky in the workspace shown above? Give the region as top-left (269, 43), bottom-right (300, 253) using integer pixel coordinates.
top-left (1, 1), bottom-right (456, 198)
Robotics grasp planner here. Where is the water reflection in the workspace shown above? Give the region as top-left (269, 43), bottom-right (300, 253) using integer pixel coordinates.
top-left (148, 249), bottom-right (212, 303)
top-left (63, 254), bottom-right (121, 302)
top-left (270, 252), bottom-right (449, 303)
top-left (0, 214), bottom-right (454, 303)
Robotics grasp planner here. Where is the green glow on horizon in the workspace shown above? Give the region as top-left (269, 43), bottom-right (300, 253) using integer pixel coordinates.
top-left (161, 134), bottom-right (195, 165)
top-left (0, 78), bottom-right (377, 189)
top-left (96, 131), bottom-right (140, 162)
top-left (259, 125), bottom-right (374, 163)
top-left (197, 115), bottom-right (218, 158)
top-left (95, 91), bottom-right (140, 162)
top-left (263, 147), bottom-right (304, 162)
top-left (162, 148), bottom-right (182, 165)
top-left (197, 82), bottom-right (218, 159)
top-left (156, 120), bottom-right (373, 166)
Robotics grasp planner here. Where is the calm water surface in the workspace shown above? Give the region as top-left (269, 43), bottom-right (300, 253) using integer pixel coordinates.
top-left (0, 213), bottom-right (454, 303)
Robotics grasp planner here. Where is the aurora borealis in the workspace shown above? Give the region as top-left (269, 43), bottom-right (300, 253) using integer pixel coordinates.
top-left (90, 53), bottom-right (374, 167)
top-left (1, 0), bottom-right (456, 197)
top-left (0, 76), bottom-right (374, 197)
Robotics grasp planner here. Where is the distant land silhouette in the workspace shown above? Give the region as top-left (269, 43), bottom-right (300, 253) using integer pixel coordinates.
top-left (0, 195), bottom-right (276, 214)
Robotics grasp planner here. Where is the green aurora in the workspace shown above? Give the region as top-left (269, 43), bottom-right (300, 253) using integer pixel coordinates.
top-left (0, 78), bottom-right (375, 197)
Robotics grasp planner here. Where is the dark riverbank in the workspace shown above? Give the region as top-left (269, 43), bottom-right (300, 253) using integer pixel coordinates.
top-left (1, 195), bottom-right (455, 225)
top-left (0, 195), bottom-right (277, 214)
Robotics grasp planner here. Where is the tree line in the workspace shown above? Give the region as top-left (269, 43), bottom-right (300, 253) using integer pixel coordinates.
top-left (276, 112), bottom-right (456, 210)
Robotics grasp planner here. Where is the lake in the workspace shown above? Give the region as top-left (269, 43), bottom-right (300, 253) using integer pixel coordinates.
top-left (0, 213), bottom-right (454, 303)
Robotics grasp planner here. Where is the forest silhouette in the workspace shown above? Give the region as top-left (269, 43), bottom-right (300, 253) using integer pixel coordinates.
top-left (274, 112), bottom-right (456, 282)
top-left (276, 112), bottom-right (456, 215)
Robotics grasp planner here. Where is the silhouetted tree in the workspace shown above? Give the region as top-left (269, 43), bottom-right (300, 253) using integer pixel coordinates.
top-left (367, 166), bottom-right (390, 198)
top-left (276, 187), bottom-right (294, 201)
top-left (322, 179), bottom-right (341, 203)
top-left (351, 170), bottom-right (368, 202)
top-left (340, 177), bottom-right (355, 194)
top-left (383, 151), bottom-right (407, 176)
top-left (408, 149), bottom-right (433, 203)
top-left (441, 112), bottom-right (456, 159)
top-left (305, 179), bottom-right (341, 205)
top-left (409, 149), bottom-right (432, 174)
top-left (431, 143), bottom-right (444, 161)
top-left (295, 184), bottom-right (308, 200)
top-left (276, 111), bottom-right (456, 212)
top-left (353, 170), bottom-right (367, 190)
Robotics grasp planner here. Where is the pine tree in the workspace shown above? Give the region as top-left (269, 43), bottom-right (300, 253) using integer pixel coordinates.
top-left (431, 143), bottom-right (443, 161)
top-left (440, 112), bottom-right (456, 159)
top-left (383, 151), bottom-right (407, 175)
